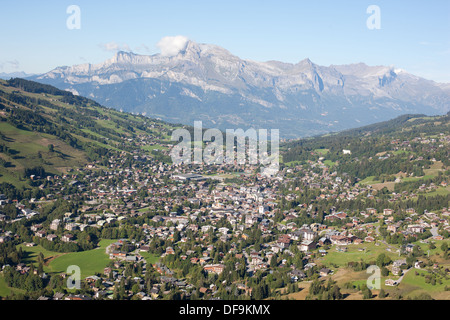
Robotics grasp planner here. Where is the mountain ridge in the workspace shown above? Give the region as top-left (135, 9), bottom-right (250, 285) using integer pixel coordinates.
top-left (28, 40), bottom-right (450, 139)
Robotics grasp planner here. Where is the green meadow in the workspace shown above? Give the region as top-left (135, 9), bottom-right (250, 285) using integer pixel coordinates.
top-left (45, 239), bottom-right (116, 278)
top-left (318, 242), bottom-right (401, 267)
top-left (18, 239), bottom-right (116, 279)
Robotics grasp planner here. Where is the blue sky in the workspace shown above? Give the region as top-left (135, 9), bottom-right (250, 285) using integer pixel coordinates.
top-left (1, 0), bottom-right (449, 82)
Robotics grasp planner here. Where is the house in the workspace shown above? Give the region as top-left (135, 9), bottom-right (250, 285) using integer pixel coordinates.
top-left (31, 224), bottom-right (42, 232)
top-left (46, 234), bottom-right (57, 241)
top-left (290, 228), bottom-right (316, 241)
top-left (203, 264), bottom-right (225, 274)
top-left (65, 294), bottom-right (92, 301)
top-left (65, 223), bottom-right (78, 231)
top-left (393, 259), bottom-right (406, 267)
top-left (139, 245), bottom-right (150, 252)
top-left (319, 268), bottom-right (331, 277)
top-left (289, 269), bottom-right (306, 281)
top-left (387, 224), bottom-right (399, 233)
top-left (408, 225), bottom-right (424, 233)
top-left (150, 287), bottom-right (160, 299)
top-left (50, 219), bottom-right (60, 231)
top-left (385, 279), bottom-right (397, 286)
top-left (277, 235), bottom-right (291, 248)
top-left (53, 292), bottom-right (65, 300)
top-left (61, 234), bottom-right (74, 242)
top-left (318, 237), bottom-right (331, 246)
top-left (199, 287), bottom-right (211, 295)
top-left (165, 247), bottom-right (175, 255)
top-left (298, 240), bottom-right (316, 252)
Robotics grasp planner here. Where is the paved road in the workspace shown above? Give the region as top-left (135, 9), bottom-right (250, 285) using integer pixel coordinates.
top-left (396, 267), bottom-right (412, 284)
top-left (430, 227), bottom-right (439, 237)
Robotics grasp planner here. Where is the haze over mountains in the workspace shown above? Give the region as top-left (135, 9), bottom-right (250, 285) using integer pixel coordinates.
top-left (29, 40), bottom-right (450, 139)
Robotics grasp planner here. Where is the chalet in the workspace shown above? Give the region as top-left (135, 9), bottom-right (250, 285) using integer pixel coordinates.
top-left (391, 266), bottom-right (402, 276)
top-left (277, 234), bottom-right (291, 248)
top-left (65, 294), bottom-right (92, 301)
top-left (110, 252), bottom-right (127, 260)
top-left (199, 287), bottom-right (211, 295)
top-left (165, 247), bottom-right (175, 255)
top-left (290, 228), bottom-right (316, 241)
top-left (393, 259), bottom-right (406, 267)
top-left (46, 234), bottom-right (57, 241)
top-left (61, 234), bottom-right (74, 242)
top-left (299, 240), bottom-right (316, 252)
top-left (318, 237), bottom-right (331, 246)
top-left (335, 212), bottom-right (347, 219)
top-left (50, 219), bottom-right (60, 231)
top-left (30, 224), bottom-right (43, 232)
top-left (387, 224), bottom-right (399, 233)
top-left (383, 209), bottom-right (394, 216)
top-left (385, 279), bottom-right (397, 286)
top-left (203, 263), bottom-right (225, 275)
top-left (408, 225), bottom-right (424, 233)
top-left (331, 235), bottom-right (351, 245)
top-left (319, 268), bottom-right (331, 277)
top-left (199, 256), bottom-right (211, 264)
top-left (36, 230), bottom-right (46, 238)
top-left (139, 245), bottom-right (150, 252)
top-left (190, 257), bottom-right (200, 264)
top-left (150, 287), bottom-right (160, 299)
top-left (289, 269), bottom-right (306, 281)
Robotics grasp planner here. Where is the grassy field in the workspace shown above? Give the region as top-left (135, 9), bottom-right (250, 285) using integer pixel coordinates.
top-left (0, 274), bottom-right (25, 298)
top-left (140, 252), bottom-right (161, 265)
top-left (0, 121), bottom-right (88, 180)
top-left (424, 186), bottom-right (450, 197)
top-left (45, 239), bottom-right (116, 278)
top-left (317, 242), bottom-right (400, 268)
top-left (410, 239), bottom-right (450, 257)
top-left (359, 176), bottom-right (380, 185)
top-left (323, 160), bottom-right (336, 167)
top-left (141, 144), bottom-right (168, 152)
top-left (315, 148), bottom-right (329, 155)
top-left (17, 240), bottom-right (116, 278)
top-left (17, 243), bottom-right (62, 264)
top-left (395, 268), bottom-right (450, 299)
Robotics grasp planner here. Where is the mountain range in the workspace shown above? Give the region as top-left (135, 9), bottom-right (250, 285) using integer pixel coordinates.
top-left (29, 40), bottom-right (450, 139)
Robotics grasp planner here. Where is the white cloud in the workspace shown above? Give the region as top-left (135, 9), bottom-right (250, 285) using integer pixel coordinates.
top-left (156, 35), bottom-right (189, 56)
top-left (0, 59), bottom-right (20, 71)
top-left (135, 44), bottom-right (152, 54)
top-left (99, 41), bottom-right (131, 52)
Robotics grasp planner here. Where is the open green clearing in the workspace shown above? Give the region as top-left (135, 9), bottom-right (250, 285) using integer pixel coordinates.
top-left (18, 240), bottom-right (116, 278)
top-left (44, 239), bottom-right (116, 278)
top-left (323, 160), bottom-right (336, 167)
top-left (0, 275), bottom-right (25, 298)
top-left (140, 252), bottom-right (161, 265)
top-left (17, 243), bottom-right (61, 264)
top-left (396, 268), bottom-right (450, 299)
top-left (315, 148), bottom-right (329, 155)
top-left (317, 242), bottom-right (400, 267)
